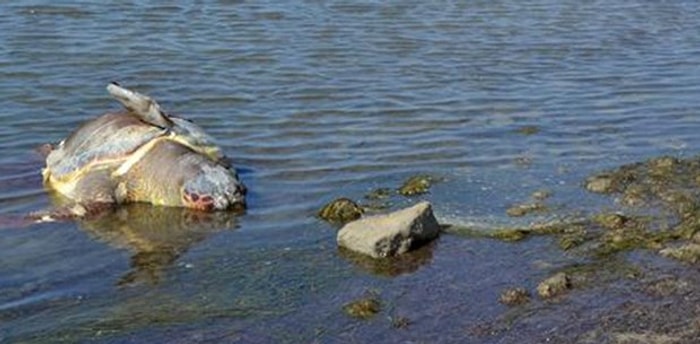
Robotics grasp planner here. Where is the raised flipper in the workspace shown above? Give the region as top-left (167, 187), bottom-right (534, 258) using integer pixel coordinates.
top-left (107, 82), bottom-right (174, 129)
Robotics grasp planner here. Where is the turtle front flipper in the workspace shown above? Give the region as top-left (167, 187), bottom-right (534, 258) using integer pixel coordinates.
top-left (66, 168), bottom-right (119, 205)
top-left (107, 82), bottom-right (174, 129)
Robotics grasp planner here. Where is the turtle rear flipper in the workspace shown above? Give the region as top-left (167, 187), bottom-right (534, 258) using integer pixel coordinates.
top-left (107, 82), bottom-right (174, 129)
top-left (27, 203), bottom-right (113, 223)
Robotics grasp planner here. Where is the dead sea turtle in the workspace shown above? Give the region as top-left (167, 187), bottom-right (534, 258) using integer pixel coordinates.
top-left (40, 83), bottom-right (246, 215)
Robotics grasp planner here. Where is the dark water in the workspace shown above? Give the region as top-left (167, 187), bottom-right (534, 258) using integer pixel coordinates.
top-left (2, 1), bottom-right (700, 342)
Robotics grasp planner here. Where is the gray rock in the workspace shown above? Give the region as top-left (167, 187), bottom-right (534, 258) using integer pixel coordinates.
top-left (337, 201), bottom-right (440, 258)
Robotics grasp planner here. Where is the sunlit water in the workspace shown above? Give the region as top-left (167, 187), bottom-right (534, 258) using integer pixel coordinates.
top-left (2, 1), bottom-right (700, 342)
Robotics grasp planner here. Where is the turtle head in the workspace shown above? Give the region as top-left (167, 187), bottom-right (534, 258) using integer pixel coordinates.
top-left (182, 165), bottom-right (246, 212)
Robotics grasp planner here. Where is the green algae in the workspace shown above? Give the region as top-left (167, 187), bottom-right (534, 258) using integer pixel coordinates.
top-left (536, 272), bottom-right (571, 299)
top-left (581, 155), bottom-right (700, 260)
top-left (592, 213), bottom-right (629, 230)
top-left (318, 198), bottom-right (363, 224)
top-left (442, 217), bottom-right (584, 244)
top-left (659, 243), bottom-right (700, 264)
top-left (558, 228), bottom-right (588, 251)
top-left (490, 228), bottom-right (530, 242)
top-left (555, 259), bottom-right (644, 287)
top-left (398, 175), bottom-right (435, 196)
top-left (343, 293), bottom-right (382, 320)
top-left (441, 225), bottom-right (530, 242)
top-left (499, 287), bottom-right (530, 306)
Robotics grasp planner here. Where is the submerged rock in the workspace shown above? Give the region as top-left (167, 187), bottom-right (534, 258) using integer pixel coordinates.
top-left (558, 229), bottom-right (588, 251)
top-left (337, 201), bottom-right (440, 258)
top-left (592, 213), bottom-right (629, 230)
top-left (499, 287), bottom-right (530, 306)
top-left (506, 202), bottom-right (547, 217)
top-left (318, 198), bottom-right (364, 224)
top-left (585, 175), bottom-right (615, 194)
top-left (515, 125), bottom-right (540, 136)
top-left (537, 272), bottom-right (572, 299)
top-left (343, 295), bottom-right (381, 320)
top-left (365, 187), bottom-right (393, 200)
top-left (659, 244), bottom-right (700, 264)
top-left (390, 315), bottom-right (412, 329)
top-left (398, 175), bottom-right (434, 196)
top-left (490, 228), bottom-right (530, 242)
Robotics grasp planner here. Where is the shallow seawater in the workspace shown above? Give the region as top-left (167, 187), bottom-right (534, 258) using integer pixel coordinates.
top-left (2, 1), bottom-right (700, 343)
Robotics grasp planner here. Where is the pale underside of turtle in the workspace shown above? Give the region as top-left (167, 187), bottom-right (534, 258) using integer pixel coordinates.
top-left (41, 83), bottom-right (246, 215)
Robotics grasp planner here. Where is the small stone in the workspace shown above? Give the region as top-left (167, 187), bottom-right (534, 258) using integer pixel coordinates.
top-left (537, 272), bottom-right (571, 298)
top-left (318, 198), bottom-right (363, 224)
top-left (499, 287), bottom-right (530, 306)
top-left (593, 213), bottom-right (628, 230)
top-left (585, 175), bottom-right (613, 194)
top-left (337, 201), bottom-right (441, 258)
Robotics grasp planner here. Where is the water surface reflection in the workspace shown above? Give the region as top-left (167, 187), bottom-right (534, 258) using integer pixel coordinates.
top-left (75, 204), bottom-right (239, 286)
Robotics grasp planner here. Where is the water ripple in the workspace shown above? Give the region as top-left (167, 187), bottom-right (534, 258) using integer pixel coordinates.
top-left (3, 0), bottom-right (700, 341)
